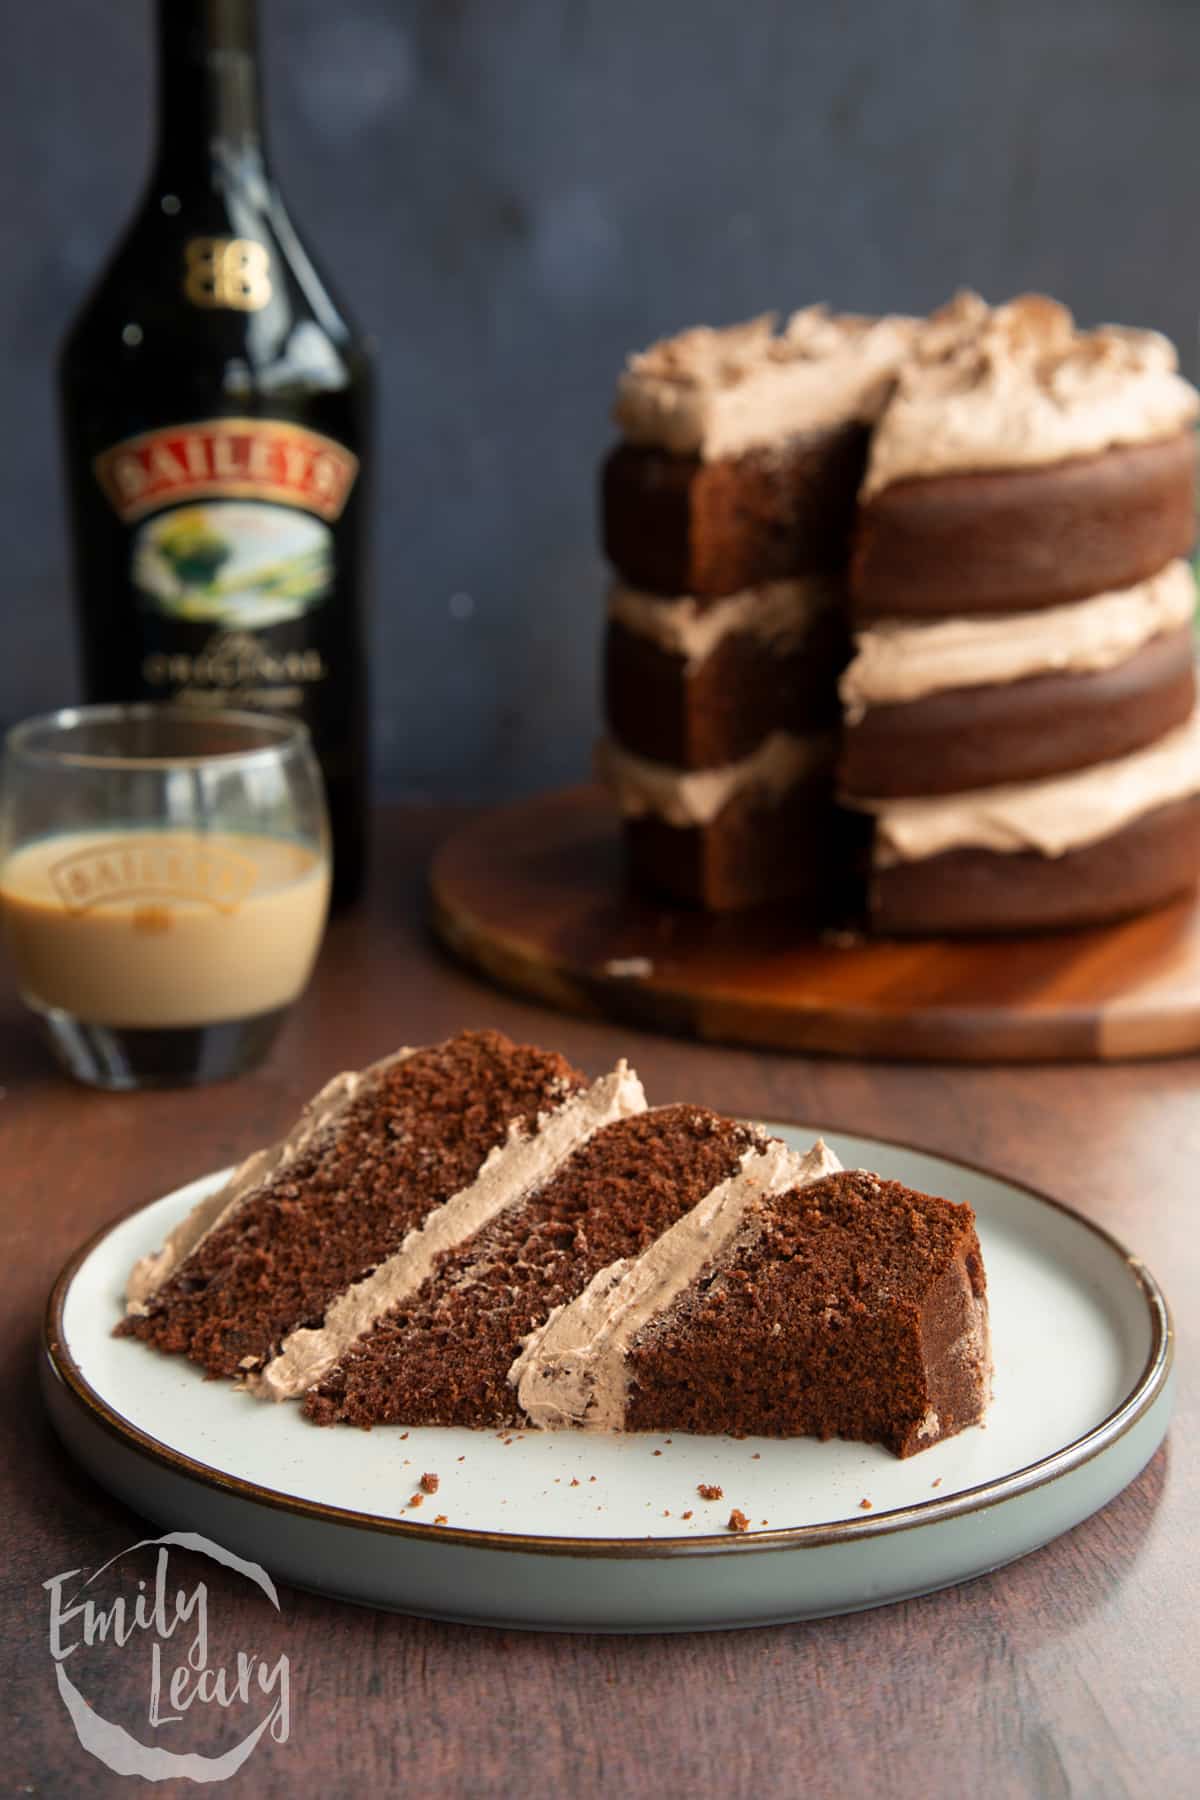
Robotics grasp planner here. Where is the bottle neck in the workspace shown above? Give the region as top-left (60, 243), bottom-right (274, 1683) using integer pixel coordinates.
top-left (151, 0), bottom-right (267, 188)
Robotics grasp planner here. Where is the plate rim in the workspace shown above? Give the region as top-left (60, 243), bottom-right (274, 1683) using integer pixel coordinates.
top-left (43, 1119), bottom-right (1173, 1563)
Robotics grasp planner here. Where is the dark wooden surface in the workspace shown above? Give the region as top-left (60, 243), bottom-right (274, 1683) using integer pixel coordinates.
top-left (5, 805), bottom-right (1197, 1799)
top-left (432, 784), bottom-right (1200, 1063)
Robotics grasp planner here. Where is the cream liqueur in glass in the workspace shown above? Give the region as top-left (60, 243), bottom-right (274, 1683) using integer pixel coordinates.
top-left (0, 707), bottom-right (329, 1088)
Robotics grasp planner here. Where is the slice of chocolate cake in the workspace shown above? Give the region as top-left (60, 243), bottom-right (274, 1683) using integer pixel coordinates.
top-left (119, 1030), bottom-right (645, 1379)
top-left (118, 1029), bottom-right (993, 1457)
top-left (304, 1106), bottom-right (809, 1429)
top-left (513, 1165), bottom-right (989, 1457)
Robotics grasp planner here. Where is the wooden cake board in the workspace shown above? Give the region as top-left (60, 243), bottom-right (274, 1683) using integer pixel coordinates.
top-left (429, 785), bottom-right (1200, 1063)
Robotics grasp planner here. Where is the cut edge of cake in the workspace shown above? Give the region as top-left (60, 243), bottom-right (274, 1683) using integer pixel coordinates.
top-left (124, 1045), bottom-right (416, 1315)
top-left (509, 1136), bottom-right (842, 1430)
top-left (251, 1059), bottom-right (647, 1402)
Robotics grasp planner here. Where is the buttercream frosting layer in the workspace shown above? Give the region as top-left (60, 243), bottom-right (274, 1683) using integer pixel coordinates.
top-left (597, 731), bottom-right (837, 828)
top-left (510, 1138), bottom-right (842, 1430)
top-left (840, 559), bottom-right (1198, 719)
top-left (616, 308), bottom-right (915, 461)
top-left (608, 576), bottom-right (837, 672)
top-left (857, 704), bottom-right (1200, 863)
top-left (253, 1063), bottom-right (647, 1402)
top-left (124, 1048), bottom-right (414, 1313)
top-left (862, 291), bottom-right (1199, 497)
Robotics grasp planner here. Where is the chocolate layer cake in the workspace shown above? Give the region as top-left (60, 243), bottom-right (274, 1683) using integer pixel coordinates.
top-left (600, 290), bottom-right (1200, 932)
top-left (514, 1163), bottom-right (989, 1456)
top-left (119, 1030), bottom-right (645, 1378)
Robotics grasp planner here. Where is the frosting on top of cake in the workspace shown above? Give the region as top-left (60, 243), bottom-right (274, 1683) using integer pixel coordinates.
top-left (608, 576), bottom-right (837, 671)
top-left (856, 703), bottom-right (1200, 863)
top-left (862, 290), bottom-right (1199, 496)
top-left (615, 308), bottom-right (916, 460)
top-left (510, 1138), bottom-right (842, 1430)
top-left (840, 559), bottom-right (1197, 719)
top-left (597, 730), bottom-right (837, 827)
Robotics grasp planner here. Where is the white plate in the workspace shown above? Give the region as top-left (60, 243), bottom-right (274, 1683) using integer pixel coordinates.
top-left (42, 1126), bottom-right (1172, 1632)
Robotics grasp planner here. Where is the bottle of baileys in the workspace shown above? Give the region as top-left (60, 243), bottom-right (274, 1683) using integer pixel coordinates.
top-left (59, 0), bottom-right (372, 904)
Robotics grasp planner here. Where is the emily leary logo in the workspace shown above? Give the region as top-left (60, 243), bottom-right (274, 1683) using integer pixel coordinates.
top-left (44, 1531), bottom-right (291, 1783)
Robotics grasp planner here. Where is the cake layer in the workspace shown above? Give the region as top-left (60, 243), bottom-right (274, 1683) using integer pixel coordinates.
top-left (871, 794), bottom-right (1200, 933)
top-left (862, 290), bottom-right (1199, 497)
top-left (599, 730), bottom-right (844, 910)
top-left (850, 434), bottom-right (1197, 621)
top-left (606, 581), bottom-right (845, 769)
top-left (620, 781), bottom-right (858, 913)
top-left (857, 706), bottom-right (1200, 866)
top-left (841, 560), bottom-right (1197, 719)
top-left (598, 730), bottom-right (836, 828)
top-left (515, 1166), bottom-right (989, 1457)
top-left (118, 1031), bottom-right (592, 1378)
top-left (840, 626), bottom-right (1197, 798)
top-left (616, 308), bottom-right (914, 461)
top-left (603, 423), bottom-right (868, 598)
top-left (305, 1105), bottom-right (775, 1429)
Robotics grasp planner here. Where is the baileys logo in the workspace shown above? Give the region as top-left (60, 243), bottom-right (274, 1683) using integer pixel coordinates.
top-left (49, 839), bottom-right (257, 916)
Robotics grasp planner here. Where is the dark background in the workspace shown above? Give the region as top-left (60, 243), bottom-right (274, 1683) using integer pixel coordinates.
top-left (4, 0), bottom-right (1199, 801)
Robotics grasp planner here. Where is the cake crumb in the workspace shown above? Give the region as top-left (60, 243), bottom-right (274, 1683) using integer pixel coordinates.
top-left (457, 1455), bottom-right (465, 1462)
top-left (434, 1514), bottom-right (448, 1525)
top-left (604, 955), bottom-right (654, 979)
top-left (681, 1510), bottom-right (693, 1520)
top-left (589, 1475), bottom-right (596, 1483)
top-left (652, 1449), bottom-right (662, 1456)
top-left (663, 1510), bottom-right (671, 1517)
top-left (408, 1493), bottom-right (424, 1508)
top-left (698, 1484), bottom-right (723, 1501)
top-left (419, 1472), bottom-right (439, 1495)
top-left (751, 1453), bottom-right (760, 1460)
top-left (859, 1498), bottom-right (872, 1510)
top-left (727, 1509), bottom-right (750, 1533)
top-left (932, 1477), bottom-right (942, 1488)
top-left (570, 1478), bottom-right (580, 1487)
top-left (400, 1432), bottom-right (408, 1441)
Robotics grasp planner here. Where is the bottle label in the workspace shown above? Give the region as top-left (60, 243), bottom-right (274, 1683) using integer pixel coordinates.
top-left (90, 419), bottom-right (359, 723)
top-left (94, 418), bottom-right (357, 522)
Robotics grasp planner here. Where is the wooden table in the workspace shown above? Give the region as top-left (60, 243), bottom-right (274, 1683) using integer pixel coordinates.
top-left (4, 807), bottom-right (1196, 1798)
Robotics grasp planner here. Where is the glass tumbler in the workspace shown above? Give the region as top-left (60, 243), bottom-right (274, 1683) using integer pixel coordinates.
top-left (0, 705), bottom-right (330, 1089)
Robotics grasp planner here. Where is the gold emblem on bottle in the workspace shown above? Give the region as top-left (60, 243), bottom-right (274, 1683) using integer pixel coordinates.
top-left (183, 236), bottom-right (272, 311)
